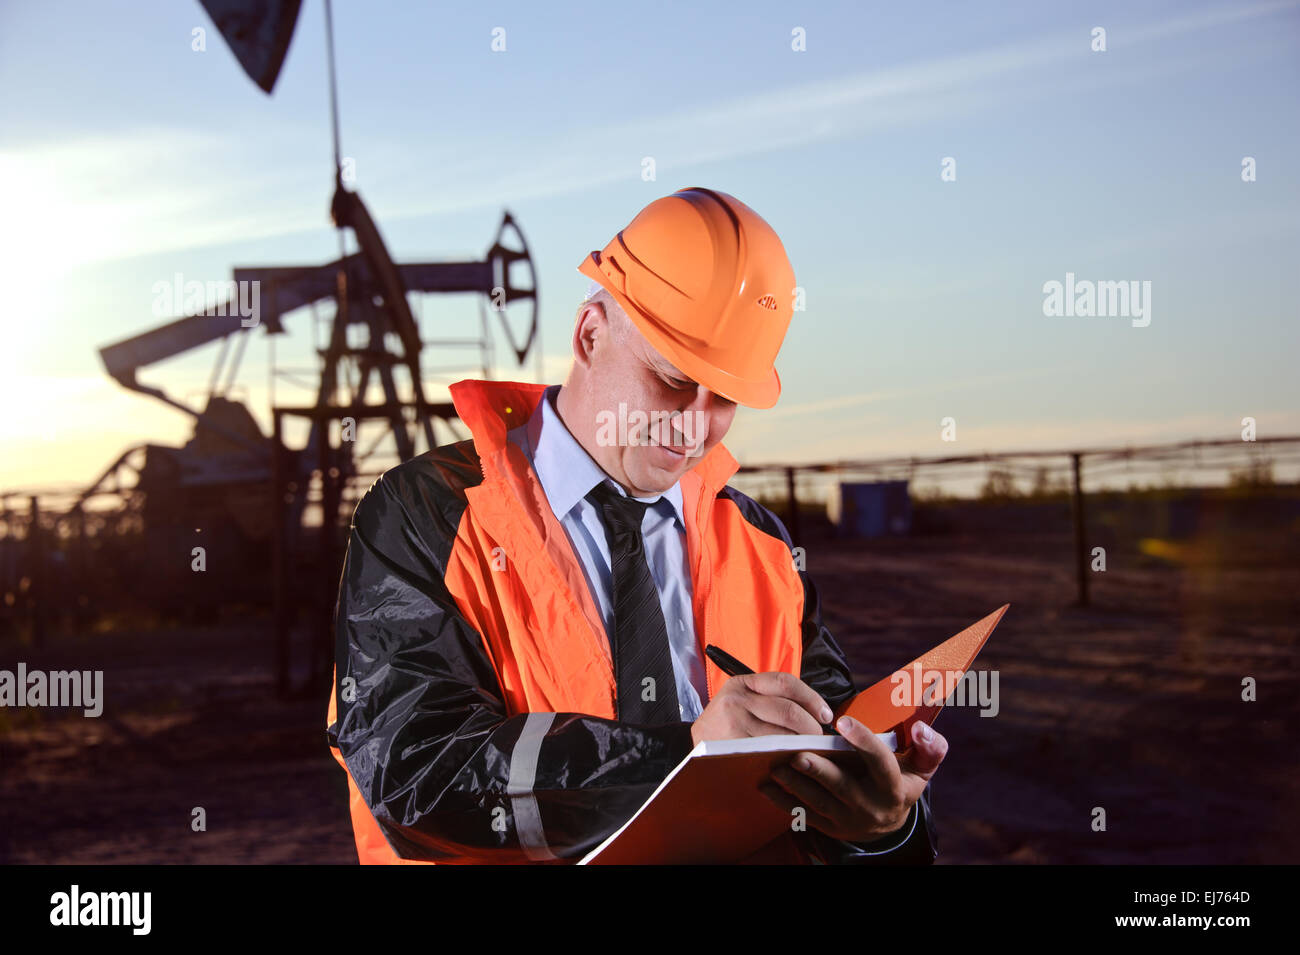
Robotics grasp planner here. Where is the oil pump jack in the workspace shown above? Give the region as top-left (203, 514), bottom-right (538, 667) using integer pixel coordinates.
top-left (81, 0), bottom-right (542, 694)
top-left (95, 187), bottom-right (538, 532)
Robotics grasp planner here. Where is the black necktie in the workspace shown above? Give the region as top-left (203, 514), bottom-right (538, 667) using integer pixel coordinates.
top-left (586, 481), bottom-right (681, 724)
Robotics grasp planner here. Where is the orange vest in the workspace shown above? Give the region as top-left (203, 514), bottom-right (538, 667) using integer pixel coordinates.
top-left (327, 379), bottom-right (809, 863)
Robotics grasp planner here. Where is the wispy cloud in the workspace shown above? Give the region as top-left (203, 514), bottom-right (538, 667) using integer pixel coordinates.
top-left (5, 1), bottom-right (1294, 270)
top-left (746, 365), bottom-right (1073, 424)
top-left (0, 126), bottom-right (323, 275)
top-left (377, 0), bottom-right (1300, 221)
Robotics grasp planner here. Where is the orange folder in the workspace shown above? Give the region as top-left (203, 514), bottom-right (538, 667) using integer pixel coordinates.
top-left (837, 603), bottom-right (1009, 752)
top-left (579, 604), bottom-right (1009, 864)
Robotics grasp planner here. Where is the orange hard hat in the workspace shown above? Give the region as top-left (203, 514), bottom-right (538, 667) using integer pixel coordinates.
top-left (577, 187), bottom-right (796, 409)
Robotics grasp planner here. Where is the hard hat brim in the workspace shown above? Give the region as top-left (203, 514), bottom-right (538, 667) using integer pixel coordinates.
top-left (578, 255), bottom-right (781, 409)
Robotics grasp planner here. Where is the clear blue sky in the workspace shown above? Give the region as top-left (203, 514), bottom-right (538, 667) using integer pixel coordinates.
top-left (1, 0), bottom-right (1297, 493)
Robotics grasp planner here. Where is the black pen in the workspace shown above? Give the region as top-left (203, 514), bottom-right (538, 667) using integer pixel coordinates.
top-left (704, 644), bottom-right (839, 736)
top-left (703, 644), bottom-right (753, 676)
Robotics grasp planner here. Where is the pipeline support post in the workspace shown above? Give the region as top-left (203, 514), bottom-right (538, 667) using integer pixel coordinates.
top-left (28, 495), bottom-right (45, 645)
top-left (1071, 452), bottom-right (1089, 607)
top-left (272, 411), bottom-right (289, 698)
top-left (785, 466), bottom-right (801, 548)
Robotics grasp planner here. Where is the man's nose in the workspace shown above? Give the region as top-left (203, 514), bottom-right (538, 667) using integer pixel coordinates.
top-left (672, 388), bottom-right (723, 447)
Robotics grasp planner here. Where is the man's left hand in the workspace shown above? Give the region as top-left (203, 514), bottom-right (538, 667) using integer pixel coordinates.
top-left (760, 717), bottom-right (948, 843)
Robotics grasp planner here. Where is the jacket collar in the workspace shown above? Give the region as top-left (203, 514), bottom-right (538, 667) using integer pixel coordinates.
top-left (517, 382), bottom-right (685, 529)
top-left (448, 378), bottom-right (740, 502)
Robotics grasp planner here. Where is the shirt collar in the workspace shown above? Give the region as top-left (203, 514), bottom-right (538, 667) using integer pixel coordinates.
top-left (514, 383), bottom-right (686, 527)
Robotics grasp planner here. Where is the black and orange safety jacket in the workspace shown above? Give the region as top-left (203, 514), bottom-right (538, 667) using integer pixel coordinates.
top-left (326, 378), bottom-right (938, 864)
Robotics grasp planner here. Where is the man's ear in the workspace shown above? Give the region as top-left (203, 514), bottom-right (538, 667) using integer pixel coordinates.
top-left (571, 300), bottom-right (604, 368)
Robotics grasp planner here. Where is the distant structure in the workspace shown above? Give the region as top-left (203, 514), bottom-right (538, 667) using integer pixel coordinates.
top-left (0, 0), bottom-right (546, 694)
top-left (829, 480), bottom-right (912, 539)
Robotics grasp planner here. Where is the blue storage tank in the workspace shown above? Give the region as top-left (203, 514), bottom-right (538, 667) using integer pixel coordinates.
top-left (830, 480), bottom-right (912, 538)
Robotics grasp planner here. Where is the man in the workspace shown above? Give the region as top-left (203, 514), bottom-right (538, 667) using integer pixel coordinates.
top-left (326, 187), bottom-right (945, 864)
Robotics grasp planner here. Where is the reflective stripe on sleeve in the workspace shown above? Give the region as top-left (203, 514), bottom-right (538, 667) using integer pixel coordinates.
top-left (507, 712), bottom-right (559, 861)
top-left (852, 798), bottom-right (919, 856)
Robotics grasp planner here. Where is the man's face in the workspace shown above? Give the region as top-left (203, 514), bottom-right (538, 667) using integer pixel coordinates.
top-left (576, 297), bottom-right (739, 497)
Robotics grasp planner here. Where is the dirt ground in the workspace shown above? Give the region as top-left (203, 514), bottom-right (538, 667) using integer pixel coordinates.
top-left (1, 528), bottom-right (1296, 864)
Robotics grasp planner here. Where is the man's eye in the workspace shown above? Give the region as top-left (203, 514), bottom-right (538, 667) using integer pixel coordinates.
top-left (664, 377), bottom-right (691, 390)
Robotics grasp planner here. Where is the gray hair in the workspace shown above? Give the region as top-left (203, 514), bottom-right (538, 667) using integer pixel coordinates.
top-left (581, 286), bottom-right (634, 345)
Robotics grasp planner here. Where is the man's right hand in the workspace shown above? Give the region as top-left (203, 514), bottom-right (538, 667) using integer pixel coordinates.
top-left (690, 671), bottom-right (834, 745)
